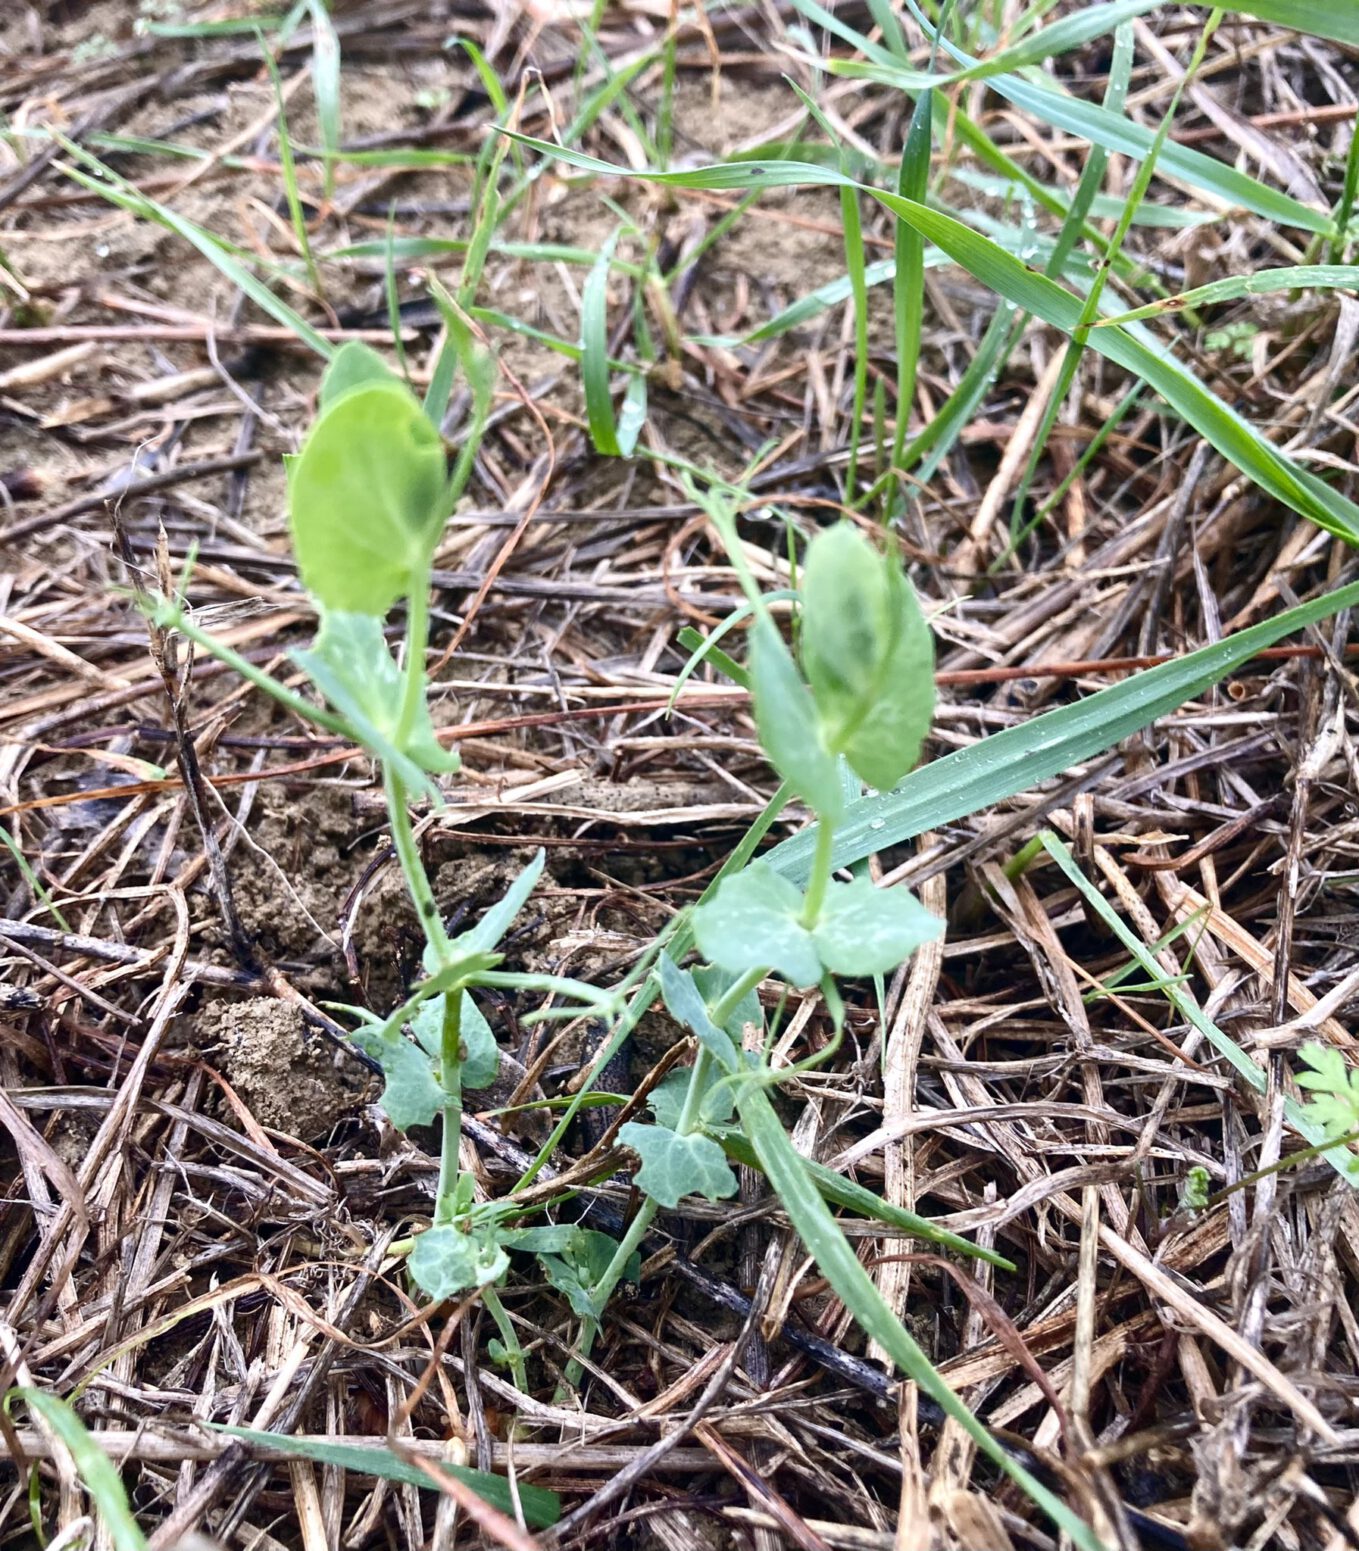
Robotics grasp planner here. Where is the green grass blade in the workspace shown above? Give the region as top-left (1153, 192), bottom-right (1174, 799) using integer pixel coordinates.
top-left (716, 1130), bottom-right (1014, 1267)
top-left (305, 0), bottom-right (342, 200)
top-left (734, 1088), bottom-right (1105, 1550)
top-left (889, 84), bottom-right (933, 502)
top-left (763, 578), bottom-right (1359, 881)
top-left (7, 1389), bottom-right (148, 1551)
top-left (210, 1424), bottom-right (560, 1526)
top-left (831, 56), bottom-right (1331, 235)
top-left (1224, 1), bottom-right (1359, 44)
top-left (1039, 833), bottom-right (1359, 1186)
top-left (52, 139), bottom-right (333, 359)
top-left (501, 135), bottom-right (1359, 545)
top-left (581, 228), bottom-right (626, 455)
top-left (259, 32), bottom-right (321, 296)
top-left (1097, 263), bottom-right (1359, 326)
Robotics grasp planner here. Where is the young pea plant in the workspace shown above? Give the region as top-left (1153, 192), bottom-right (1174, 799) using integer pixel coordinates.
top-left (592, 489), bottom-right (1106, 1551)
top-left (145, 319), bottom-right (629, 1323)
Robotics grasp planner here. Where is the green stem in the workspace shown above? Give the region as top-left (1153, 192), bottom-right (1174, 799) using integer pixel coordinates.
top-left (709, 966), bottom-right (766, 1035)
top-left (800, 821), bottom-right (835, 926)
top-left (144, 597), bottom-right (353, 739)
top-left (1208, 1124), bottom-right (1359, 1207)
top-left (395, 578), bottom-right (430, 749)
top-left (384, 769), bottom-right (450, 958)
top-left (564, 1047), bottom-right (716, 1389)
top-left (481, 1283), bottom-right (528, 1394)
top-left (434, 989), bottom-right (464, 1227)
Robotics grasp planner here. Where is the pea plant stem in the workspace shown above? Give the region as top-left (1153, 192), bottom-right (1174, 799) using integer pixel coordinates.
top-left (434, 989), bottom-right (464, 1225)
top-left (800, 821), bottom-right (835, 926)
top-left (395, 579), bottom-right (430, 748)
top-left (383, 768), bottom-right (450, 958)
top-left (564, 1047), bottom-right (717, 1388)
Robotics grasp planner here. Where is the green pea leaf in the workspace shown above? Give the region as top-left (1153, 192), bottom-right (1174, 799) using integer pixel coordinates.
top-left (351, 1026), bottom-right (445, 1131)
top-left (409, 1223), bottom-right (509, 1299)
top-left (619, 1122), bottom-right (739, 1208)
top-left (288, 381), bottom-right (448, 615)
top-left (693, 963), bottom-right (764, 1041)
top-left (500, 1224), bottom-right (585, 1254)
top-left (811, 876), bottom-right (943, 977)
top-left (801, 523), bottom-right (934, 791)
top-left (646, 1064), bottom-right (735, 1131)
top-left (410, 991), bottom-right (499, 1090)
top-left (693, 863), bottom-right (821, 987)
top-left (450, 848), bottom-right (546, 957)
top-left (657, 952), bottom-right (740, 1071)
top-left (293, 612), bottom-right (458, 797)
top-left (319, 340), bottom-right (399, 409)
top-left (750, 616), bottom-right (843, 822)
top-left (537, 1229), bottom-right (638, 1320)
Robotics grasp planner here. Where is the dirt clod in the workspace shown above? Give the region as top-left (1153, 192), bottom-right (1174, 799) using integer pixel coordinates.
top-left (195, 997), bottom-right (369, 1142)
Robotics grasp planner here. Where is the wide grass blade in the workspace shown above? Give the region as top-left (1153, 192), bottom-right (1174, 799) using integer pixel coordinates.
top-left (734, 1087), bottom-right (1105, 1551)
top-left (306, 0), bottom-right (342, 200)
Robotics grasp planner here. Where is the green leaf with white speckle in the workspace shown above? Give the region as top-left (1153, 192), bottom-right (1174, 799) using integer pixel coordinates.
top-left (619, 1122), bottom-right (739, 1208)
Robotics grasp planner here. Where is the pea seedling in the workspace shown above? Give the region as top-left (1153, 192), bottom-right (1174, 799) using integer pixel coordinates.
top-left (147, 334), bottom-right (1105, 1550)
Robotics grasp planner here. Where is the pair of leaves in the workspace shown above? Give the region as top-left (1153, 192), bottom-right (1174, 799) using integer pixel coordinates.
top-left (353, 852), bottom-right (546, 1133)
top-left (800, 523), bottom-right (934, 792)
top-left (693, 863), bottom-right (942, 988)
top-left (293, 611), bottom-right (458, 797)
top-left (353, 990), bottom-right (499, 1132)
top-left (287, 343), bottom-right (450, 617)
top-left (536, 1228), bottom-right (639, 1321)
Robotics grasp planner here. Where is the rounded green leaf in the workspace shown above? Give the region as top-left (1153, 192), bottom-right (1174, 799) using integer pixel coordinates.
top-left (693, 863), bottom-right (821, 987)
top-left (288, 381), bottom-right (448, 615)
top-left (800, 523), bottom-right (934, 792)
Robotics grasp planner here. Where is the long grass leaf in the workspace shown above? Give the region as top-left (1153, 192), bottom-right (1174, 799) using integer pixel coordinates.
top-left (305, 0), bottom-right (341, 200)
top-left (735, 1089), bottom-right (1105, 1551)
top-left (502, 135), bottom-right (1359, 544)
top-left (7, 1390), bottom-right (147, 1550)
top-left (1097, 262), bottom-right (1359, 326)
top-left (210, 1425), bottom-right (560, 1525)
top-left (53, 142), bottom-right (333, 359)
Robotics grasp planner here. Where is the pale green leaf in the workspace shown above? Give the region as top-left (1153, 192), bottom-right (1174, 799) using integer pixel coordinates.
top-left (409, 1224), bottom-right (509, 1299)
top-left (288, 382), bottom-right (448, 615)
top-left (319, 340), bottom-right (397, 408)
top-left (800, 524), bottom-right (934, 789)
top-left (292, 612), bottom-right (457, 795)
top-left (812, 877), bottom-right (943, 977)
top-left (693, 864), bottom-right (821, 988)
top-left (619, 1122), bottom-right (739, 1208)
top-left (657, 953), bottom-right (741, 1071)
top-left (750, 616), bottom-right (843, 821)
top-left (450, 849), bottom-right (545, 957)
top-left (350, 1026), bottom-right (444, 1131)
